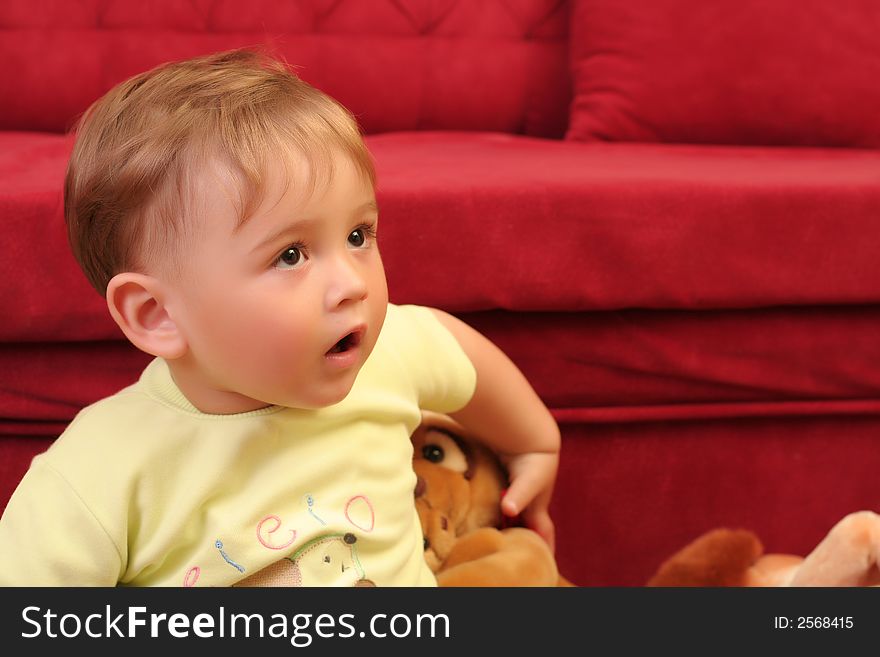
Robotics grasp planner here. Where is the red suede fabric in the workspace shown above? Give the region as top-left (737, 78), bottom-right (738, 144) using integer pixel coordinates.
top-left (0, 0), bottom-right (569, 137)
top-left (0, 132), bottom-right (119, 342)
top-left (0, 341), bottom-right (152, 436)
top-left (464, 307), bottom-right (880, 414)
top-left (7, 306), bottom-right (880, 437)
top-left (567, 0), bottom-right (880, 146)
top-left (4, 131), bottom-right (880, 343)
top-left (552, 416), bottom-right (880, 585)
top-left (373, 135), bottom-right (880, 312)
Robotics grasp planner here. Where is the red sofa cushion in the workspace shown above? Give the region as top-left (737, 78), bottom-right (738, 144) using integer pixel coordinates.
top-left (4, 131), bottom-right (880, 342)
top-left (567, 0), bottom-right (880, 146)
top-left (374, 134), bottom-right (880, 311)
top-left (0, 0), bottom-right (569, 137)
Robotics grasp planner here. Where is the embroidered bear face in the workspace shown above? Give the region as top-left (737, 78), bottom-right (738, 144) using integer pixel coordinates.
top-left (235, 533), bottom-right (375, 587)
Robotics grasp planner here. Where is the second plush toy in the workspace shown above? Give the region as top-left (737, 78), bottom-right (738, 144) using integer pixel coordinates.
top-left (648, 511), bottom-right (880, 587)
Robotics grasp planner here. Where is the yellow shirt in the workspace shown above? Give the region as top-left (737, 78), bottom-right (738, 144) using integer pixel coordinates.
top-left (0, 304), bottom-right (476, 586)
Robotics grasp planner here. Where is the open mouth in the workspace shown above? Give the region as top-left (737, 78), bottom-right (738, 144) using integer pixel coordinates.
top-left (326, 329), bottom-right (364, 355)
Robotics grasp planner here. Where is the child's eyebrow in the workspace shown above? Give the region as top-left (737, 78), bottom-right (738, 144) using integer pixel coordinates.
top-left (250, 200), bottom-right (379, 254)
top-left (359, 200), bottom-right (379, 215)
top-left (252, 217), bottom-right (320, 254)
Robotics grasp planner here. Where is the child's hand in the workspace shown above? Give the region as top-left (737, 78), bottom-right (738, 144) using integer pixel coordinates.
top-left (500, 450), bottom-right (558, 553)
top-left (428, 308), bottom-right (561, 555)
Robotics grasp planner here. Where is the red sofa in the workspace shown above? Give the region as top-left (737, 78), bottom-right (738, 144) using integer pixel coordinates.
top-left (3, 0), bottom-right (880, 586)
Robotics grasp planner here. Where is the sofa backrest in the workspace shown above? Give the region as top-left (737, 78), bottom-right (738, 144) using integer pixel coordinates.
top-left (0, 0), bottom-right (570, 138)
top-left (566, 0), bottom-right (880, 148)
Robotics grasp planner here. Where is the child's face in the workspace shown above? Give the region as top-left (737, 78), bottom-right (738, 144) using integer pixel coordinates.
top-left (166, 150), bottom-right (388, 410)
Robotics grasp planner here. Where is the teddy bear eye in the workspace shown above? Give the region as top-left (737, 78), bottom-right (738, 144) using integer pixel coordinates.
top-left (421, 430), bottom-right (468, 473)
top-left (423, 444), bottom-right (444, 463)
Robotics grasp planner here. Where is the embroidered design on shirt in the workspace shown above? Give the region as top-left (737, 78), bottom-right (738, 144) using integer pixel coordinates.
top-left (303, 493), bottom-right (326, 525)
top-left (257, 515), bottom-right (298, 550)
top-left (215, 539), bottom-right (245, 573)
top-left (234, 533), bottom-right (374, 587)
top-left (183, 566), bottom-right (201, 587)
top-left (344, 495), bottom-right (375, 533)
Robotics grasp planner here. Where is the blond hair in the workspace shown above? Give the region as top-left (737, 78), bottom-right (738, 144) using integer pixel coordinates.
top-left (64, 48), bottom-right (376, 295)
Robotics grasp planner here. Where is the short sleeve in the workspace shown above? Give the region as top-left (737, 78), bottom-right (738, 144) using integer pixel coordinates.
top-left (384, 304), bottom-right (477, 414)
top-left (0, 457), bottom-right (123, 586)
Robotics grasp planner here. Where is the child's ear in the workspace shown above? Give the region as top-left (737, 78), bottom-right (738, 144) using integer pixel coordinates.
top-left (105, 272), bottom-right (187, 360)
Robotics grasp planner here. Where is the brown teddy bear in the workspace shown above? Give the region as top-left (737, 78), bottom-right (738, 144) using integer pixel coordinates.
top-left (411, 410), bottom-right (572, 586)
top-left (647, 511), bottom-right (880, 586)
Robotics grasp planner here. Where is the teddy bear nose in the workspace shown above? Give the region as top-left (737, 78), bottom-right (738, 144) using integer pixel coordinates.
top-left (414, 475), bottom-right (426, 498)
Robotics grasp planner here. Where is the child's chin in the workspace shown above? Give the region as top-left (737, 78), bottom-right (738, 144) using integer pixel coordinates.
top-left (290, 379), bottom-right (358, 410)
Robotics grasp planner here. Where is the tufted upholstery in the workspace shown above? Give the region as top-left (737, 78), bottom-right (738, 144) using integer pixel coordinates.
top-left (0, 0), bottom-right (569, 136)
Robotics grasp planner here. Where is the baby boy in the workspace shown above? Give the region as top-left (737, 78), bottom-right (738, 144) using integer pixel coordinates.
top-left (0, 49), bottom-right (560, 586)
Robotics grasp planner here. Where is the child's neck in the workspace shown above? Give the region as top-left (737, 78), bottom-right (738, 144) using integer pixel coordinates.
top-left (165, 357), bottom-right (272, 415)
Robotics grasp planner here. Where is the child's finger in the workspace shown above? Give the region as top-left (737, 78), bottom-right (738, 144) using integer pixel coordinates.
top-left (500, 472), bottom-right (542, 517)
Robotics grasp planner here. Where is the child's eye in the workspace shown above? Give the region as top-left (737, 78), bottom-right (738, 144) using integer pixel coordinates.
top-left (348, 224), bottom-right (377, 249)
top-left (275, 245), bottom-right (305, 270)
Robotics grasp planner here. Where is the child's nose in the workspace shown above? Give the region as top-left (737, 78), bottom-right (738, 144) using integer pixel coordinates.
top-left (325, 254), bottom-right (368, 308)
